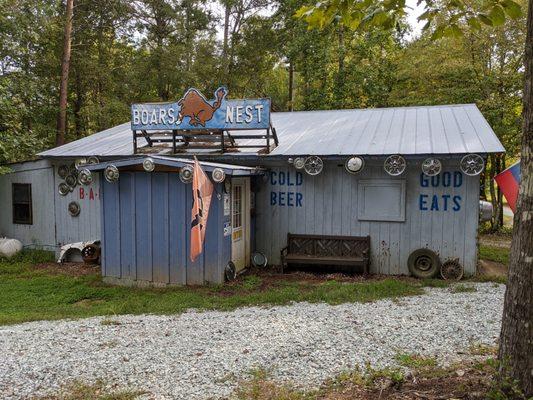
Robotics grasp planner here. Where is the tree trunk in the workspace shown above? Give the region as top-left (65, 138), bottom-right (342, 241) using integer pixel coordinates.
top-left (288, 61), bottom-right (294, 111)
top-left (498, 0), bottom-right (533, 395)
top-left (56, 0), bottom-right (74, 147)
top-left (222, 2), bottom-right (231, 85)
top-left (496, 155), bottom-right (505, 228)
top-left (489, 154), bottom-right (500, 231)
top-left (73, 66), bottom-right (84, 139)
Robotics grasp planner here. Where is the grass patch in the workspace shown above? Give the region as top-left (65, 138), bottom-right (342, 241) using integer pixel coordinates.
top-left (469, 343), bottom-right (498, 356)
top-left (39, 380), bottom-right (144, 399)
top-left (479, 245), bottom-right (510, 265)
top-left (233, 358), bottom-right (528, 400)
top-left (450, 284), bottom-right (478, 293)
top-left (0, 250), bottom-right (429, 326)
top-left (395, 353), bottom-right (437, 369)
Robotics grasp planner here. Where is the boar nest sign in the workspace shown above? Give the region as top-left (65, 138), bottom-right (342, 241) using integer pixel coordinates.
top-left (131, 87), bottom-right (271, 131)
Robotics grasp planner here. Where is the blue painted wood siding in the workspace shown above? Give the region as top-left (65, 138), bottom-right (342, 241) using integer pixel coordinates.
top-left (255, 159), bottom-right (480, 275)
top-left (101, 171), bottom-right (230, 285)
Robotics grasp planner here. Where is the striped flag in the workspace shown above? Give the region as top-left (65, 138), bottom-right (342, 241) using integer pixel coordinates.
top-left (494, 161), bottom-right (521, 213)
top-left (190, 158), bottom-right (214, 262)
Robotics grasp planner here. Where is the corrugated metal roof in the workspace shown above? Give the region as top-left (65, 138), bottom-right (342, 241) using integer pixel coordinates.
top-left (38, 104), bottom-right (504, 158)
top-left (39, 122), bottom-right (135, 158)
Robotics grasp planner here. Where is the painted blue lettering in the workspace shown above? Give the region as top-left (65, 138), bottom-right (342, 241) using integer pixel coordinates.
top-left (454, 171), bottom-right (463, 187)
top-left (278, 171), bottom-right (286, 185)
top-left (287, 172), bottom-right (294, 186)
top-left (431, 175), bottom-right (440, 187)
top-left (442, 194), bottom-right (450, 211)
top-left (419, 194), bottom-right (428, 210)
top-left (270, 191), bottom-right (276, 205)
top-left (287, 192), bottom-right (294, 206)
top-left (453, 195), bottom-right (461, 211)
top-left (279, 191), bottom-right (286, 206)
top-left (420, 174), bottom-right (429, 187)
top-left (270, 171), bottom-right (277, 185)
top-left (431, 195), bottom-right (439, 211)
top-left (296, 172), bottom-right (303, 186)
top-left (296, 192), bottom-right (303, 207)
top-left (442, 172), bottom-right (451, 187)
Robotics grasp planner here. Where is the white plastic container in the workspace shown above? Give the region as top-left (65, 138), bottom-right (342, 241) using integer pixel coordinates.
top-left (0, 238), bottom-right (23, 258)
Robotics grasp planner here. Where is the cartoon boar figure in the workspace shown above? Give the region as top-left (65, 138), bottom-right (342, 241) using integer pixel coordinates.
top-left (177, 87), bottom-right (227, 127)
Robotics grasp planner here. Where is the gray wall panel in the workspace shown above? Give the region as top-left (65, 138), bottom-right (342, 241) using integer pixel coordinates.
top-left (255, 159), bottom-right (480, 275)
top-left (53, 161), bottom-right (101, 247)
top-left (0, 160), bottom-right (56, 250)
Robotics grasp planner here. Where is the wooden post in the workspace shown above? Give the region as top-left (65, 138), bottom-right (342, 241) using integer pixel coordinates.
top-left (133, 129), bottom-right (137, 154)
top-left (172, 130), bottom-right (177, 154)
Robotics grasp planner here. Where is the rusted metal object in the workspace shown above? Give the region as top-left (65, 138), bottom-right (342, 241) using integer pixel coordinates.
top-left (280, 233), bottom-right (370, 274)
top-left (81, 243), bottom-right (101, 264)
top-left (58, 240), bottom-right (100, 264)
top-left (441, 259), bottom-right (464, 281)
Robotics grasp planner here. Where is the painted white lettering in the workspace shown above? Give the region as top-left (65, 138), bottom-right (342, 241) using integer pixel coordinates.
top-left (168, 107), bottom-right (176, 124)
top-left (244, 105), bottom-right (253, 123)
top-left (150, 110), bottom-right (158, 124)
top-left (133, 109), bottom-right (140, 125)
top-left (159, 108), bottom-right (167, 124)
top-left (235, 106), bottom-right (243, 123)
top-left (141, 110), bottom-right (149, 125)
top-left (255, 104), bottom-right (264, 123)
top-left (226, 106), bottom-right (234, 123)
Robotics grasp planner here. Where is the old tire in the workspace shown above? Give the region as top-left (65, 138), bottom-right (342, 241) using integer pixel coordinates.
top-left (225, 261), bottom-right (237, 282)
top-left (81, 244), bottom-right (100, 264)
top-left (408, 249), bottom-right (441, 279)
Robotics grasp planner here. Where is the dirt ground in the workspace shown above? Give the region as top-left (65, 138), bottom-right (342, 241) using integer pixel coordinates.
top-left (33, 262), bottom-right (100, 276)
top-left (478, 259), bottom-right (508, 277)
top-left (479, 233), bottom-right (512, 249)
top-left (236, 361), bottom-right (513, 400)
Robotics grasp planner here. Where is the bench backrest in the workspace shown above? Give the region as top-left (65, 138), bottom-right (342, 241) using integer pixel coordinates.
top-left (287, 234), bottom-right (370, 258)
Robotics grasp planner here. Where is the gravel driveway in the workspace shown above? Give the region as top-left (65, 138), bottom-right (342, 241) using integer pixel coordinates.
top-left (0, 283), bottom-right (504, 400)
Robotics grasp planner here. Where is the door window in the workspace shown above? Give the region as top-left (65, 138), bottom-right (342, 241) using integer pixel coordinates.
top-left (232, 185), bottom-right (242, 240)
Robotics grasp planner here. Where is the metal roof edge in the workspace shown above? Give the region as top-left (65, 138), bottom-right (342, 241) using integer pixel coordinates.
top-left (269, 103), bottom-right (480, 115)
top-left (84, 155), bottom-right (263, 175)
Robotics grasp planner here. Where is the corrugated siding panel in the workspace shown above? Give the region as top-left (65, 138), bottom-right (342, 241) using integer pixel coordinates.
top-left (101, 172), bottom-right (229, 285)
top-left (0, 161), bottom-right (56, 250)
top-left (152, 173), bottom-right (170, 283)
top-left (255, 160), bottom-right (479, 275)
top-left (102, 178), bottom-right (121, 278)
top-left (119, 174), bottom-right (136, 279)
top-left (168, 177), bottom-right (187, 284)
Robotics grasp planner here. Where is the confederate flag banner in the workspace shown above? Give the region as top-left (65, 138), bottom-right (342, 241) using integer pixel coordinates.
top-left (190, 158), bottom-right (214, 262)
top-left (494, 161), bottom-right (521, 213)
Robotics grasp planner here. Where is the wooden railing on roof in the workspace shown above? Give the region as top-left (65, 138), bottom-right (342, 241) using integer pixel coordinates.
top-left (132, 126), bottom-right (279, 155)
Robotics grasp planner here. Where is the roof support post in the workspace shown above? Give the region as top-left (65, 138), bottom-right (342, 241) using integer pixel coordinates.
top-left (133, 129), bottom-right (137, 154)
top-left (172, 130), bottom-right (177, 154)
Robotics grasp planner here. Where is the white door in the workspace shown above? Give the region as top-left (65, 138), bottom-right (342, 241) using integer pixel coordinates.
top-left (231, 178), bottom-right (250, 271)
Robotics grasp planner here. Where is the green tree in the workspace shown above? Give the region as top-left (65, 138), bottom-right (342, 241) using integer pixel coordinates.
top-left (297, 0), bottom-right (531, 395)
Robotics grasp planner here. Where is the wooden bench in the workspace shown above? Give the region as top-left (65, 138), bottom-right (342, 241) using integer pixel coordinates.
top-left (280, 233), bottom-right (370, 274)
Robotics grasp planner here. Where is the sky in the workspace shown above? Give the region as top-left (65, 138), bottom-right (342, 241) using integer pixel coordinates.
top-left (406, 0), bottom-right (426, 39)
